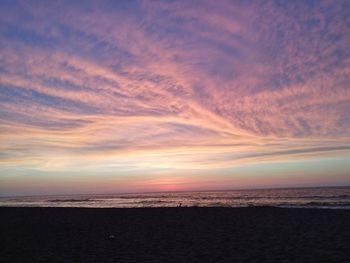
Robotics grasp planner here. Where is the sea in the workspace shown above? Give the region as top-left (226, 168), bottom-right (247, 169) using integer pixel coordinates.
top-left (1, 186), bottom-right (349, 209)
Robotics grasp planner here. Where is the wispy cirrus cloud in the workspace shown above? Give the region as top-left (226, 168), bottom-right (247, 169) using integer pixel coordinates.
top-left (1, 0), bottom-right (350, 194)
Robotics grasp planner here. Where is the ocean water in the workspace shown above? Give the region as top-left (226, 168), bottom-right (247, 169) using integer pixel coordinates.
top-left (1, 187), bottom-right (349, 209)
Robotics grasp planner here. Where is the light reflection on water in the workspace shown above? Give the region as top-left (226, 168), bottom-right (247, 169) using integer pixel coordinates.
top-left (1, 187), bottom-right (349, 209)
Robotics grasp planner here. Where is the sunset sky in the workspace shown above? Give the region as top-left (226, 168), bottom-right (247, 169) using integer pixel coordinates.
top-left (1, 0), bottom-right (350, 196)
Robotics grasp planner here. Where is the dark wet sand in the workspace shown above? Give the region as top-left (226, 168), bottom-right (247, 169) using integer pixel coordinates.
top-left (1, 207), bottom-right (349, 262)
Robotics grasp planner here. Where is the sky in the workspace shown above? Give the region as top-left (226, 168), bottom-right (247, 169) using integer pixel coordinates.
top-left (1, 0), bottom-right (350, 196)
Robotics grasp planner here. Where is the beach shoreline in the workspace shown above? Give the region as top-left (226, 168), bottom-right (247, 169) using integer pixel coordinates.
top-left (1, 207), bottom-right (349, 262)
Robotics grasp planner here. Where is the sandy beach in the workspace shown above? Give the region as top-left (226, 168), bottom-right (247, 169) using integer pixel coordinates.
top-left (1, 207), bottom-right (349, 262)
